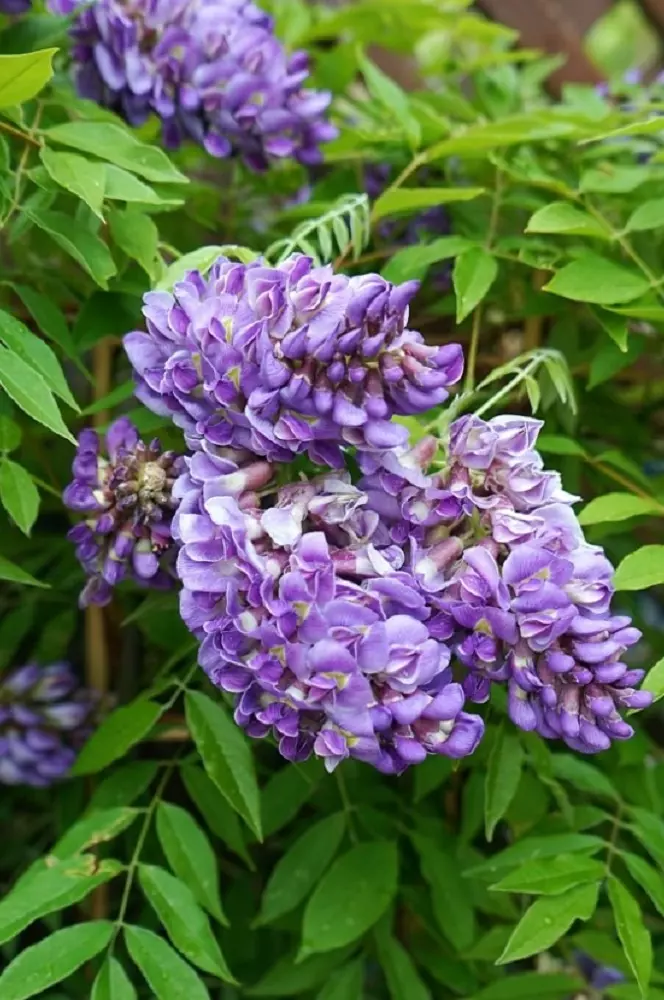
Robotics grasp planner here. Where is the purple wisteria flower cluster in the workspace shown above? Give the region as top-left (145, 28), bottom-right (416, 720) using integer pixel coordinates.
top-left (61, 0), bottom-right (335, 170)
top-left (0, 663), bottom-right (99, 786)
top-left (112, 250), bottom-right (651, 773)
top-left (63, 416), bottom-right (184, 607)
top-left (123, 254), bottom-right (463, 467)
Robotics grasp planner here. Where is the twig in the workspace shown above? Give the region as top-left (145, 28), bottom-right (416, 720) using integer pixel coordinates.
top-left (0, 119), bottom-right (41, 148)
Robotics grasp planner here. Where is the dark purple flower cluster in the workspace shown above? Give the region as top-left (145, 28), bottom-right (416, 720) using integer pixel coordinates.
top-left (63, 417), bottom-right (184, 607)
top-left (66, 0), bottom-right (336, 170)
top-left (123, 254), bottom-right (463, 469)
top-left (0, 663), bottom-right (99, 786)
top-left (363, 413), bottom-right (652, 754)
top-left (173, 443), bottom-right (483, 773)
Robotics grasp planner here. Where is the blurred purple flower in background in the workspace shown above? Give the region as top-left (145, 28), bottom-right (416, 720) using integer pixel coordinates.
top-left (63, 417), bottom-right (185, 607)
top-left (66, 0), bottom-right (336, 169)
top-left (0, 663), bottom-right (99, 786)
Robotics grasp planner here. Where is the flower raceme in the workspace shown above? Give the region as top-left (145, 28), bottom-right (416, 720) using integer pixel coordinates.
top-left (115, 252), bottom-right (655, 773)
top-left (123, 254), bottom-right (464, 468)
top-left (62, 0), bottom-right (336, 170)
top-left (0, 663), bottom-right (99, 786)
top-left (63, 417), bottom-right (184, 607)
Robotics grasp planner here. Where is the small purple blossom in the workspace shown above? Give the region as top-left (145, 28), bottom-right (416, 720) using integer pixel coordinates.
top-left (123, 254), bottom-right (464, 469)
top-left (68, 0), bottom-right (336, 170)
top-left (0, 663), bottom-right (99, 787)
top-left (63, 417), bottom-right (185, 607)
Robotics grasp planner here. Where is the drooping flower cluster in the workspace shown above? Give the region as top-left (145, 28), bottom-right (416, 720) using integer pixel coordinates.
top-left (65, 0), bottom-right (336, 170)
top-left (120, 250), bottom-right (650, 771)
top-left (173, 443), bottom-right (483, 773)
top-left (362, 413), bottom-right (653, 754)
top-left (0, 663), bottom-right (99, 786)
top-left (123, 254), bottom-right (463, 468)
top-left (63, 417), bottom-right (184, 607)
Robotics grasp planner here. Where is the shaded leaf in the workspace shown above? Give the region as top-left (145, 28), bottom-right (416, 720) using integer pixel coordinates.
top-left (607, 878), bottom-right (652, 999)
top-left (156, 802), bottom-right (226, 924)
top-left (91, 957), bottom-right (137, 1000)
top-left (124, 925), bottom-right (210, 1000)
top-left (0, 921), bottom-right (113, 1000)
top-left (300, 841), bottom-right (398, 957)
top-left (453, 246), bottom-right (498, 322)
top-left (0, 344), bottom-right (75, 443)
top-left (485, 725), bottom-right (523, 840)
top-left (72, 700), bottom-right (162, 775)
top-left (0, 459), bottom-right (39, 535)
top-left (40, 147), bottom-right (106, 219)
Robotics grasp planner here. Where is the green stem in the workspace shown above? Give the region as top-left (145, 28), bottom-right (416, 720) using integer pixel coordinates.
top-left (464, 168), bottom-right (503, 393)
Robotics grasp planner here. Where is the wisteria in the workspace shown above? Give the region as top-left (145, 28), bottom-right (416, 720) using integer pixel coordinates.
top-left (118, 251), bottom-right (652, 772)
top-left (123, 254), bottom-right (464, 468)
top-left (65, 0), bottom-right (335, 169)
top-left (63, 417), bottom-right (184, 607)
top-left (0, 663), bottom-right (99, 786)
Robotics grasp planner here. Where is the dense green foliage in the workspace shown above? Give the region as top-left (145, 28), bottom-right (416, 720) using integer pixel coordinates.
top-left (1, 1), bottom-right (664, 998)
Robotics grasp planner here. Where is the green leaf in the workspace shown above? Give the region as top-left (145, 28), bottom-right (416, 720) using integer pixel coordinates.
top-left (544, 255), bottom-right (649, 305)
top-left (45, 122), bottom-right (188, 184)
top-left (81, 380), bottom-right (135, 416)
top-left (89, 760), bottom-right (158, 810)
top-left (0, 855), bottom-right (121, 946)
top-left (625, 198), bottom-right (664, 233)
top-left (156, 802), bottom-right (226, 924)
top-left (0, 49), bottom-right (57, 107)
top-left (490, 854), bottom-right (605, 896)
top-left (608, 878), bottom-right (652, 999)
top-left (71, 700), bottom-right (162, 775)
top-left (594, 308), bottom-right (629, 351)
top-left (453, 247), bottom-right (498, 322)
top-left (622, 852), bottom-right (664, 919)
top-left (537, 434), bottom-right (587, 457)
top-left (108, 207), bottom-right (159, 279)
top-left (485, 725), bottom-right (524, 841)
top-left (300, 841), bottom-right (398, 958)
top-left (255, 812), bottom-right (346, 926)
top-left (104, 164), bottom-right (171, 205)
top-left (246, 950), bottom-right (354, 997)
top-left (642, 656), bottom-right (664, 704)
top-left (138, 865), bottom-right (235, 982)
top-left (357, 52), bottom-right (419, 148)
top-left (497, 882), bottom-right (599, 964)
top-left (614, 546), bottom-right (664, 591)
top-left (28, 208), bottom-right (117, 288)
top-left (0, 344), bottom-right (75, 443)
top-left (526, 202), bottom-right (610, 239)
top-left (471, 973), bottom-right (584, 1000)
top-left (0, 308), bottom-right (79, 409)
top-left (185, 690), bottom-right (262, 840)
top-left (550, 754), bottom-right (619, 801)
top-left (588, 336), bottom-right (646, 390)
top-left (411, 834), bottom-right (475, 951)
top-left (92, 957), bottom-right (137, 1000)
top-left (124, 925), bottom-right (210, 1000)
top-left (381, 236), bottom-right (472, 283)
top-left (466, 833), bottom-right (604, 880)
top-left (40, 147), bottom-right (106, 219)
top-left (261, 760), bottom-right (321, 838)
top-left (375, 921), bottom-right (431, 1000)
top-left (373, 187), bottom-right (484, 221)
top-left (0, 416), bottom-right (21, 452)
top-left (10, 284), bottom-right (80, 365)
top-left (0, 459), bottom-right (39, 535)
top-left (628, 808), bottom-right (664, 869)
top-left (315, 960), bottom-right (364, 1000)
top-left (156, 245), bottom-right (257, 291)
top-left (180, 764), bottom-right (252, 867)
top-left (579, 164), bottom-right (651, 194)
top-left (579, 493), bottom-right (660, 526)
top-left (0, 921), bottom-right (113, 1000)
top-left (426, 115), bottom-right (578, 161)
top-left (53, 807), bottom-right (140, 858)
top-left (0, 553), bottom-right (48, 588)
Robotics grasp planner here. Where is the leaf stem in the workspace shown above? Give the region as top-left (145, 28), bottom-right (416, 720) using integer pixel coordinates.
top-left (0, 118), bottom-right (41, 148)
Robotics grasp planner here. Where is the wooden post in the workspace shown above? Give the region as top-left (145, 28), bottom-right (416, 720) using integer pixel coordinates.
top-left (477, 0), bottom-right (610, 92)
